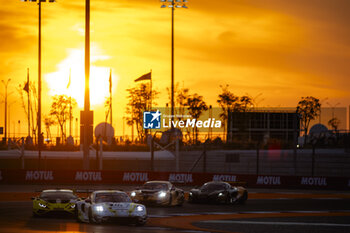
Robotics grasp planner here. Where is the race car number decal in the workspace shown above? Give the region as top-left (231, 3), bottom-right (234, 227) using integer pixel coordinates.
top-left (112, 203), bottom-right (124, 208)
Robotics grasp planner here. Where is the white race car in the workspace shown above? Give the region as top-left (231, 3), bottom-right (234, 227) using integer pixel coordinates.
top-left (76, 190), bottom-right (147, 225)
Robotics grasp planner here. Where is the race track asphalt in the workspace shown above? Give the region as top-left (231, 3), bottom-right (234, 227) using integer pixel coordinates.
top-left (0, 186), bottom-right (349, 233)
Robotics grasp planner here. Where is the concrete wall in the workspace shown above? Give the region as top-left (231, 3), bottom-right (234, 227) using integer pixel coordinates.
top-left (181, 149), bottom-right (350, 177)
top-left (0, 149), bottom-right (349, 177)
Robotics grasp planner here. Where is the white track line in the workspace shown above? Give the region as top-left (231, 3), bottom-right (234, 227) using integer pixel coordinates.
top-left (312, 198), bottom-right (342, 200)
top-left (149, 210), bottom-right (350, 218)
top-left (202, 220), bottom-right (350, 227)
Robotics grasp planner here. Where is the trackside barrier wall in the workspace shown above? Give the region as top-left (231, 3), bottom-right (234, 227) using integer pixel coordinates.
top-left (1, 149), bottom-right (350, 177)
top-left (0, 170), bottom-right (349, 190)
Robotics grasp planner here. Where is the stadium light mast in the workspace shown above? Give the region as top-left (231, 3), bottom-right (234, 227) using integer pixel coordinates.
top-left (82, 0), bottom-right (93, 170)
top-left (21, 0), bottom-right (56, 168)
top-left (160, 0), bottom-right (188, 122)
top-left (1, 79), bottom-right (11, 143)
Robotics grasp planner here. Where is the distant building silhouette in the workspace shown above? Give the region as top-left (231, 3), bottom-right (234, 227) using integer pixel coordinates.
top-left (227, 109), bottom-right (300, 144)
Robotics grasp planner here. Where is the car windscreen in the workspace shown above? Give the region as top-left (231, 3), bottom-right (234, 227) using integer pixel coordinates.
top-left (94, 193), bottom-right (131, 203)
top-left (200, 183), bottom-right (227, 192)
top-left (40, 192), bottom-right (77, 200)
top-left (141, 183), bottom-right (168, 191)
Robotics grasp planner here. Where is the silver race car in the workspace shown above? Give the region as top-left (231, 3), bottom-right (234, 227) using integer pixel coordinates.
top-left (76, 190), bottom-right (147, 225)
top-left (130, 181), bottom-right (185, 206)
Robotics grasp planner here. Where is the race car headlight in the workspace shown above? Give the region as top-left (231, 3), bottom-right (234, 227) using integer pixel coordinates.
top-left (158, 191), bottom-right (167, 198)
top-left (94, 205), bottom-right (104, 212)
top-left (136, 206), bottom-right (144, 212)
top-left (189, 192), bottom-right (193, 196)
top-left (38, 203), bottom-right (47, 208)
top-left (130, 191), bottom-right (136, 197)
top-left (218, 192), bottom-right (224, 197)
top-left (70, 204), bottom-right (76, 208)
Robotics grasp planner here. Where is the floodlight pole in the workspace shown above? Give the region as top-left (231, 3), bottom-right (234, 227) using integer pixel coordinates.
top-left (83, 0), bottom-right (91, 170)
top-left (38, 0), bottom-right (42, 166)
top-left (161, 0), bottom-right (188, 123)
top-left (171, 1), bottom-right (175, 122)
top-left (22, 0), bottom-right (55, 169)
top-left (1, 79), bottom-right (11, 143)
top-left (27, 68), bottom-right (30, 138)
top-left (22, 0), bottom-right (56, 168)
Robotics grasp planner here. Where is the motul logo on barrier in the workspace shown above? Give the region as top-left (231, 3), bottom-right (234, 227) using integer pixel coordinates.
top-left (122, 172), bottom-right (148, 182)
top-left (256, 176), bottom-right (281, 185)
top-left (301, 177), bottom-right (327, 186)
top-left (25, 171), bottom-right (54, 181)
top-left (75, 172), bottom-right (102, 181)
top-left (168, 173), bottom-right (193, 183)
top-left (213, 175), bottom-right (236, 182)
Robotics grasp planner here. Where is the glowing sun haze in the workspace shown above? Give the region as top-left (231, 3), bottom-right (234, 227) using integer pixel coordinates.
top-left (45, 45), bottom-right (116, 107)
top-left (0, 0), bottom-right (349, 137)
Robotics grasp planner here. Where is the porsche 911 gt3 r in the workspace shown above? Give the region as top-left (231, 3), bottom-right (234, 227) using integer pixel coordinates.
top-left (189, 181), bottom-right (248, 204)
top-left (130, 181), bottom-right (184, 206)
top-left (76, 190), bottom-right (147, 225)
top-left (32, 189), bottom-right (79, 217)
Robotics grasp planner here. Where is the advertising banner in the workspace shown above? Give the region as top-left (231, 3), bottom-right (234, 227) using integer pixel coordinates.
top-left (0, 169), bottom-right (349, 190)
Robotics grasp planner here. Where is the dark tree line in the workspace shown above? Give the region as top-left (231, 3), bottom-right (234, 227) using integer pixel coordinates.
top-left (125, 82), bottom-right (256, 143)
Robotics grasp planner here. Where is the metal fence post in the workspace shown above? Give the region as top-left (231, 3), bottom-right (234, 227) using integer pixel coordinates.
top-left (99, 137), bottom-right (103, 170)
top-left (8, 138), bottom-right (11, 150)
top-left (256, 142), bottom-right (260, 175)
top-left (150, 136), bottom-right (154, 172)
top-left (21, 138), bottom-right (25, 169)
top-left (175, 133), bottom-right (179, 172)
top-left (312, 145), bottom-right (316, 176)
top-left (203, 144), bottom-right (207, 173)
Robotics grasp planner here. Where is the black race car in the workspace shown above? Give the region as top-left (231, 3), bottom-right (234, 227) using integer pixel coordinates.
top-left (188, 181), bottom-right (247, 204)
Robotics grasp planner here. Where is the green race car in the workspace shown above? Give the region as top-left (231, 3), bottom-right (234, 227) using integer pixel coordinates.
top-left (32, 189), bottom-right (80, 217)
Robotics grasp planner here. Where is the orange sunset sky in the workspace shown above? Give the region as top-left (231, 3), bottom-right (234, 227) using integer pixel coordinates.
top-left (0, 0), bottom-right (349, 138)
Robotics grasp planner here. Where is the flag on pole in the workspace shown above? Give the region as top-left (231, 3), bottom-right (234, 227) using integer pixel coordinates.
top-left (109, 68), bottom-right (112, 91)
top-left (24, 68), bottom-right (30, 93)
top-left (135, 72), bottom-right (151, 82)
top-left (67, 69), bottom-right (71, 89)
top-left (23, 82), bottom-right (29, 93)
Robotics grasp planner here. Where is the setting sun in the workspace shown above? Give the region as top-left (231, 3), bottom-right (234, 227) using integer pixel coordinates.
top-left (45, 45), bottom-right (117, 108)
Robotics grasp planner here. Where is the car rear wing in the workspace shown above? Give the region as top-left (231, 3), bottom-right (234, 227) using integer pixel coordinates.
top-left (74, 189), bottom-right (95, 197)
top-left (34, 188), bottom-right (75, 193)
top-left (75, 189), bottom-right (95, 193)
top-left (228, 181), bottom-right (247, 187)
